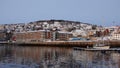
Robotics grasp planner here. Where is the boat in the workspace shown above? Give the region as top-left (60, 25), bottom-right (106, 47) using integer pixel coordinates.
top-left (93, 43), bottom-right (110, 49)
top-left (93, 33), bottom-right (111, 49)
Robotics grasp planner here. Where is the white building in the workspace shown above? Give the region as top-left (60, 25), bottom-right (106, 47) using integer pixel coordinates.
top-left (110, 33), bottom-right (120, 40)
top-left (72, 29), bottom-right (87, 37)
top-left (110, 26), bottom-right (120, 40)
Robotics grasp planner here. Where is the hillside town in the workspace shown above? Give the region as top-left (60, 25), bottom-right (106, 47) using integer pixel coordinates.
top-left (0, 19), bottom-right (120, 43)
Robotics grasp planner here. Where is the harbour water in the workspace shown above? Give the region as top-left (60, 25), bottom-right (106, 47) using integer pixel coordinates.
top-left (0, 45), bottom-right (120, 68)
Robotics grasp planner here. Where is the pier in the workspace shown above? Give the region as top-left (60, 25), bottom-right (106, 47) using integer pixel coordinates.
top-left (74, 47), bottom-right (120, 51)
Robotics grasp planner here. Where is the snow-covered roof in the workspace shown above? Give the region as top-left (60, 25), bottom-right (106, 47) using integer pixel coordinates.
top-left (15, 30), bottom-right (50, 33)
top-left (58, 31), bottom-right (72, 34)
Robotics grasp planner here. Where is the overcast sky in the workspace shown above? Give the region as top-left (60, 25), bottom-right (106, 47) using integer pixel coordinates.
top-left (0, 0), bottom-right (120, 26)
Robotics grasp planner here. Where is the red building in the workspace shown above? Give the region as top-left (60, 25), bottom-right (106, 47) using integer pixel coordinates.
top-left (14, 30), bottom-right (51, 42)
top-left (13, 30), bottom-right (73, 42)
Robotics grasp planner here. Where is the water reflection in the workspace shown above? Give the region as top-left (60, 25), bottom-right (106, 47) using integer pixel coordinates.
top-left (0, 45), bottom-right (120, 68)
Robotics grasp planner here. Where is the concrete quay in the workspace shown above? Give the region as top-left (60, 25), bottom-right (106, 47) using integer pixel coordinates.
top-left (0, 40), bottom-right (120, 47)
top-left (9, 40), bottom-right (120, 47)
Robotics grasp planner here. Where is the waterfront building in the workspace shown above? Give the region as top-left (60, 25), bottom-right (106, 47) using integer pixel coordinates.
top-left (87, 30), bottom-right (96, 37)
top-left (0, 31), bottom-right (6, 41)
top-left (109, 26), bottom-right (120, 40)
top-left (0, 25), bottom-right (4, 30)
top-left (110, 33), bottom-right (120, 40)
top-left (57, 31), bottom-right (73, 41)
top-left (14, 30), bottom-right (73, 42)
top-left (14, 30), bottom-right (51, 42)
top-left (72, 29), bottom-right (87, 37)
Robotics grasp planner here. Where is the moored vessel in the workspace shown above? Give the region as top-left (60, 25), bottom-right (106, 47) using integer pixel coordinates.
top-left (93, 43), bottom-right (110, 49)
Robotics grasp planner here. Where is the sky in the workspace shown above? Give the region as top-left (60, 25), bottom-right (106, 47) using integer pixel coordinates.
top-left (0, 0), bottom-right (120, 26)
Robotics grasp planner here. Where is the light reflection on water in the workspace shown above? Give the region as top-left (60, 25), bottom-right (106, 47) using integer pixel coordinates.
top-left (0, 45), bottom-right (120, 68)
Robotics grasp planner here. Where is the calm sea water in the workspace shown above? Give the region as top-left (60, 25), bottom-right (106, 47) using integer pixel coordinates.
top-left (0, 45), bottom-right (120, 68)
